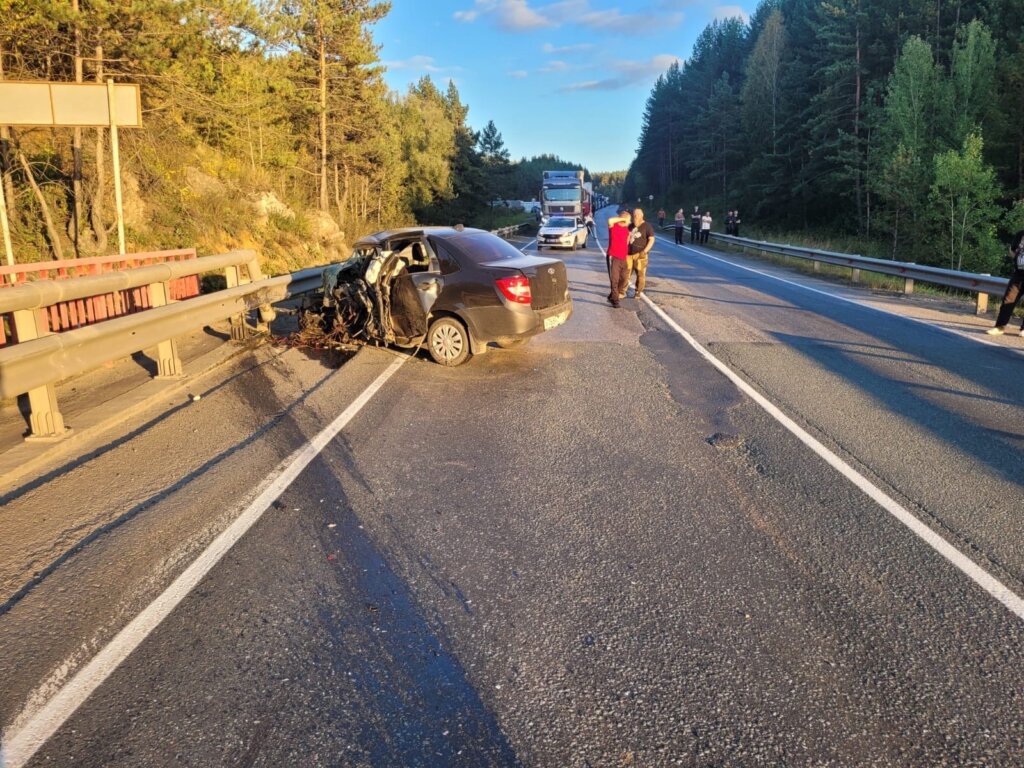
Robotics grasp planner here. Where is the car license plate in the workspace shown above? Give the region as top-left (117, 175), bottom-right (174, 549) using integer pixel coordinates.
top-left (544, 310), bottom-right (568, 330)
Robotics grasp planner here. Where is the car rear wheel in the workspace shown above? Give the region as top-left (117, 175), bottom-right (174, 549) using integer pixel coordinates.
top-left (427, 317), bottom-right (470, 366)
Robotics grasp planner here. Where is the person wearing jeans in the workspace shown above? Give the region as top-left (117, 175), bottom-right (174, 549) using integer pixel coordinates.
top-left (626, 208), bottom-right (656, 298)
top-left (606, 208), bottom-right (632, 308)
top-left (700, 211), bottom-right (712, 244)
top-left (987, 229), bottom-right (1024, 336)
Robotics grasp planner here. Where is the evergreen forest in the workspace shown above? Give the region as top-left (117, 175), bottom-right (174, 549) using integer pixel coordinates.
top-left (625, 0), bottom-right (1024, 273)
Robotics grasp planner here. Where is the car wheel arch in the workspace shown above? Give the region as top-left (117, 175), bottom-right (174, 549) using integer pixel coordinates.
top-left (426, 310), bottom-right (487, 356)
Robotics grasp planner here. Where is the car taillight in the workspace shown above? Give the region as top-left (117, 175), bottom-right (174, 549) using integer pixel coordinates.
top-left (495, 275), bottom-right (532, 304)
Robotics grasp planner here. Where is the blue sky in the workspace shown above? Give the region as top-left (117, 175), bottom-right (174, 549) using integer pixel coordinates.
top-left (374, 0), bottom-right (756, 173)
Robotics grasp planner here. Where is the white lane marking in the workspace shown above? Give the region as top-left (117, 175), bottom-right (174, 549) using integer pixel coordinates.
top-left (641, 292), bottom-right (1024, 622)
top-left (0, 353), bottom-right (410, 768)
top-left (664, 239), bottom-right (1024, 358)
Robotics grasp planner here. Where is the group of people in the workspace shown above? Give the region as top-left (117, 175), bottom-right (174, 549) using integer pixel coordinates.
top-left (668, 206), bottom-right (741, 245)
top-left (672, 206), bottom-right (713, 245)
top-left (725, 210), bottom-right (742, 236)
top-left (605, 206), bottom-right (655, 309)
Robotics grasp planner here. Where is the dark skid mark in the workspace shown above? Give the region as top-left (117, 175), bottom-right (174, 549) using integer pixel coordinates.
top-left (706, 432), bottom-right (745, 450)
top-left (312, 460), bottom-right (520, 767)
top-left (637, 322), bottom-right (743, 436)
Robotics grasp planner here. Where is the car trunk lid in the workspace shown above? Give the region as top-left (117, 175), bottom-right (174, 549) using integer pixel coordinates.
top-left (482, 256), bottom-right (568, 310)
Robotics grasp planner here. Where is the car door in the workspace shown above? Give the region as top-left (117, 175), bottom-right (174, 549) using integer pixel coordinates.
top-left (386, 239), bottom-right (442, 347)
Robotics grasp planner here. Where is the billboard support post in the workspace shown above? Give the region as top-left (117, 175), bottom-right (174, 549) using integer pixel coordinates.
top-left (0, 171), bottom-right (12, 269)
top-left (106, 78), bottom-right (126, 256)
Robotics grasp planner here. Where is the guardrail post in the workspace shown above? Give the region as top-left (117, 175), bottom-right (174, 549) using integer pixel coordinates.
top-left (851, 268), bottom-right (861, 283)
top-left (12, 308), bottom-right (69, 440)
top-left (976, 291), bottom-right (989, 314)
top-left (146, 281), bottom-right (183, 378)
top-left (224, 266), bottom-right (249, 341)
top-left (813, 261), bottom-right (821, 272)
top-left (244, 256), bottom-right (275, 333)
top-left (904, 278), bottom-right (915, 295)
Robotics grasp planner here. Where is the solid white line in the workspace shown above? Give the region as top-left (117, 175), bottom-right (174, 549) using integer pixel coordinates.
top-left (0, 352), bottom-right (409, 768)
top-left (665, 240), bottom-right (1024, 357)
top-left (640, 293), bottom-right (1024, 622)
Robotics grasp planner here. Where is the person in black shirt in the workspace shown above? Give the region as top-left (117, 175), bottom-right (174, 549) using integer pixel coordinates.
top-left (625, 207), bottom-right (656, 298)
top-left (690, 206), bottom-right (701, 242)
top-left (733, 210), bottom-right (741, 237)
top-left (987, 229), bottom-right (1024, 336)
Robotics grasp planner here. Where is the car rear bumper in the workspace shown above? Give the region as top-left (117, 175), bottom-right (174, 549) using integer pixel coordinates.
top-left (460, 298), bottom-right (573, 348)
top-left (537, 238), bottom-right (578, 249)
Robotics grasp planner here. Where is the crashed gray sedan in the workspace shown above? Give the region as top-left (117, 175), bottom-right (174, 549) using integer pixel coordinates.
top-left (300, 227), bottom-right (572, 366)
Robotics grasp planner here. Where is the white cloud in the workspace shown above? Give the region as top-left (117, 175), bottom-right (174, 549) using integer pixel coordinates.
top-left (382, 55), bottom-right (441, 72)
top-left (542, 42), bottom-right (595, 54)
top-left (509, 69), bottom-right (529, 78)
top-left (454, 0), bottom-right (553, 30)
top-left (454, 0), bottom-right (681, 33)
top-left (540, 60), bottom-right (571, 73)
top-left (713, 5), bottom-right (749, 22)
top-left (381, 55), bottom-right (463, 77)
top-left (559, 53), bottom-right (681, 91)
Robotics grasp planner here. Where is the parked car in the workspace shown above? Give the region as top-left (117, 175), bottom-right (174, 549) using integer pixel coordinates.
top-left (300, 227), bottom-right (573, 366)
top-left (536, 216), bottom-right (588, 251)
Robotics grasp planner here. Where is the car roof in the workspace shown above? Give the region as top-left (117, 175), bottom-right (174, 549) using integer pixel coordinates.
top-left (354, 226), bottom-right (488, 247)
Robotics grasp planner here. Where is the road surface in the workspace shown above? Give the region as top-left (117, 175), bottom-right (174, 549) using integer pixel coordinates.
top-left (1, 212), bottom-right (1023, 766)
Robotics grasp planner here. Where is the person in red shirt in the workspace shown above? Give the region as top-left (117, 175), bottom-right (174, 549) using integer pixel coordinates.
top-left (607, 207), bottom-right (632, 308)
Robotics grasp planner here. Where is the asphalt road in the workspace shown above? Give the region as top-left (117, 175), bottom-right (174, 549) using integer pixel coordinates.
top-left (2, 215), bottom-right (1023, 766)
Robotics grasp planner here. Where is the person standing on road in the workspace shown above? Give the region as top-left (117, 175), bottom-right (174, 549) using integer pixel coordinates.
top-left (725, 211), bottom-right (734, 235)
top-left (606, 207), bottom-right (632, 308)
top-left (674, 208), bottom-right (685, 245)
top-left (700, 211), bottom-right (712, 244)
top-left (986, 229), bottom-right (1024, 336)
top-left (733, 210), bottom-right (741, 237)
top-left (657, 208), bottom-right (666, 228)
top-left (690, 206), bottom-right (701, 243)
top-left (584, 212), bottom-right (594, 247)
top-left (626, 207), bottom-right (656, 299)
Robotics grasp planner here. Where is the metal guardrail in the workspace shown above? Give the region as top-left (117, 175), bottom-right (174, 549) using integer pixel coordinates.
top-left (0, 249), bottom-right (202, 346)
top-left (492, 222), bottom-right (530, 238)
top-left (660, 224), bottom-right (1009, 314)
top-left (0, 250), bottom-right (325, 441)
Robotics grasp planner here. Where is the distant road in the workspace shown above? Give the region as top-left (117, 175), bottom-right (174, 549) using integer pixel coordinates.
top-left (2, 214), bottom-right (1023, 766)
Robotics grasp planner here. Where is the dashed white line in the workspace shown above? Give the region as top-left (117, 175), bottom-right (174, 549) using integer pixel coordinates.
top-left (1, 352), bottom-right (409, 768)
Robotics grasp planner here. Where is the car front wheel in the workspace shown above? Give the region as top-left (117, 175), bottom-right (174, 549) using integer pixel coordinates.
top-left (427, 317), bottom-right (471, 366)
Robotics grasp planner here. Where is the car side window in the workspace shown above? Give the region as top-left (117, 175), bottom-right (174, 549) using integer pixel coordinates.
top-left (430, 239), bottom-right (461, 275)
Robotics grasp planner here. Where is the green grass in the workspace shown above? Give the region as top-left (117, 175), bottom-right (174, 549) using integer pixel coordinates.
top-left (476, 208), bottom-right (534, 231)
